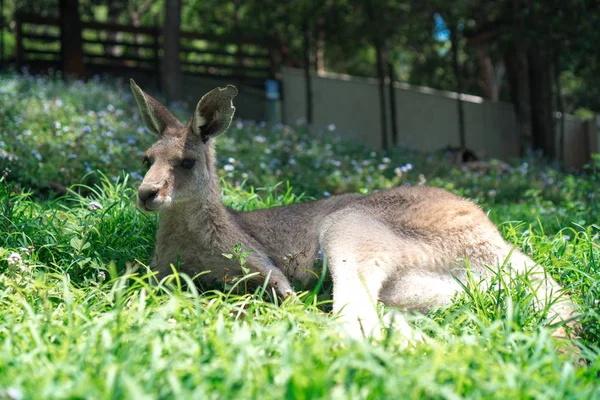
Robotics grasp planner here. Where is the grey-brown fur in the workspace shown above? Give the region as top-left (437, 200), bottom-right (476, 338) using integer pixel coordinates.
top-left (131, 80), bottom-right (577, 339)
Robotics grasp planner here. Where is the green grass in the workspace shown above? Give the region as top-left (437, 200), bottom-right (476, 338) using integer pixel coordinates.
top-left (1, 72), bottom-right (600, 399)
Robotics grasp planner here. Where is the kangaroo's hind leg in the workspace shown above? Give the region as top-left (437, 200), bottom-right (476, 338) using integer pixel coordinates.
top-left (507, 250), bottom-right (579, 338)
top-left (319, 211), bottom-right (423, 339)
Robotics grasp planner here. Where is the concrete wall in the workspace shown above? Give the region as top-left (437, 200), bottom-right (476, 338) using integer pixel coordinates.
top-left (281, 68), bottom-right (386, 147)
top-left (127, 71), bottom-right (267, 122)
top-left (281, 67), bottom-right (595, 165)
top-left (181, 75), bottom-right (266, 122)
top-left (129, 66), bottom-right (597, 169)
top-left (559, 115), bottom-right (598, 169)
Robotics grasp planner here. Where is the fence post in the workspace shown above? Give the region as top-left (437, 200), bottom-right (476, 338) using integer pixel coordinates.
top-left (15, 13), bottom-right (23, 69)
top-left (235, 43), bottom-right (245, 81)
top-left (153, 17), bottom-right (161, 92)
top-left (388, 61), bottom-right (398, 147)
top-left (267, 46), bottom-right (278, 80)
top-left (586, 117), bottom-right (598, 162)
top-left (59, 0), bottom-right (87, 78)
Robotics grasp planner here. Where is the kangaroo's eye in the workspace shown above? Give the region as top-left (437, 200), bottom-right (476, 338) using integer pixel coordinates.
top-left (142, 157), bottom-right (152, 169)
top-left (181, 159), bottom-right (196, 169)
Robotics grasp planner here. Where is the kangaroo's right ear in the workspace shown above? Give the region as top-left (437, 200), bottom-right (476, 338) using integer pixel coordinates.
top-left (190, 85), bottom-right (238, 143)
top-left (130, 79), bottom-right (183, 136)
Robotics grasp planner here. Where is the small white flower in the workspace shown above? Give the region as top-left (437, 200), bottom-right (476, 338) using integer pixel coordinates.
top-left (7, 252), bottom-right (22, 265)
top-left (223, 164), bottom-right (234, 172)
top-left (488, 190), bottom-right (497, 197)
top-left (254, 135), bottom-right (266, 143)
top-left (107, 104), bottom-right (115, 112)
top-left (97, 271), bottom-right (106, 282)
top-left (168, 318), bottom-right (176, 324)
top-left (227, 157), bottom-right (236, 163)
top-left (89, 201), bottom-right (103, 211)
top-left (5, 388), bottom-right (23, 400)
top-left (317, 250), bottom-right (324, 262)
top-left (378, 164), bottom-right (387, 171)
top-left (400, 163), bottom-right (413, 173)
top-left (323, 191), bottom-right (331, 197)
top-left (327, 123), bottom-right (336, 131)
top-left (382, 157), bottom-right (391, 163)
top-left (54, 121), bottom-right (62, 129)
top-left (19, 247), bottom-right (32, 256)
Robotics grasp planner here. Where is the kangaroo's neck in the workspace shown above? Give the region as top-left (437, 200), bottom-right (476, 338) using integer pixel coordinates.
top-left (157, 145), bottom-right (236, 248)
top-left (198, 144), bottom-right (224, 213)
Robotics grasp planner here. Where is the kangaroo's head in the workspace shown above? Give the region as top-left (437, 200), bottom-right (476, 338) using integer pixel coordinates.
top-left (130, 79), bottom-right (238, 212)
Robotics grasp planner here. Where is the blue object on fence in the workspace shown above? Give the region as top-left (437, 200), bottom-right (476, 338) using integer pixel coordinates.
top-left (265, 79), bottom-right (280, 100)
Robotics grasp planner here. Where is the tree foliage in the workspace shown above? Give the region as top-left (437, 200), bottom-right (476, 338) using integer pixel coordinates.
top-left (5, 0), bottom-right (599, 155)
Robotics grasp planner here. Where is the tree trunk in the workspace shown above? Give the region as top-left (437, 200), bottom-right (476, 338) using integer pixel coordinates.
top-left (504, 42), bottom-right (533, 155)
top-left (449, 23), bottom-right (466, 148)
top-left (375, 41), bottom-right (389, 150)
top-left (476, 44), bottom-right (503, 101)
top-left (163, 0), bottom-right (182, 103)
top-left (554, 53), bottom-right (565, 164)
top-left (315, 17), bottom-right (325, 74)
top-left (528, 48), bottom-right (555, 158)
top-left (302, 20), bottom-right (313, 124)
top-left (59, 0), bottom-right (86, 79)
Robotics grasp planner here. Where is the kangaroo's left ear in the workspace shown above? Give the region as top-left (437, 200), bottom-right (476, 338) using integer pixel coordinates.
top-left (130, 79), bottom-right (183, 136)
top-left (190, 85), bottom-right (238, 143)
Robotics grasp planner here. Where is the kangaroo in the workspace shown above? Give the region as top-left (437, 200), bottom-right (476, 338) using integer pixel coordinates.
top-left (130, 80), bottom-right (577, 339)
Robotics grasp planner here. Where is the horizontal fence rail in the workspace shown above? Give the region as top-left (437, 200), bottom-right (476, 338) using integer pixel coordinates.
top-left (14, 12), bottom-right (278, 88)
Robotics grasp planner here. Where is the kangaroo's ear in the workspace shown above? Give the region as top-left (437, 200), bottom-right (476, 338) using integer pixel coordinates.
top-left (190, 85), bottom-right (238, 143)
top-left (130, 79), bottom-right (182, 136)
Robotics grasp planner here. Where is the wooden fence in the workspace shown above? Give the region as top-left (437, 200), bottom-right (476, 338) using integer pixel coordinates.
top-left (14, 12), bottom-right (278, 89)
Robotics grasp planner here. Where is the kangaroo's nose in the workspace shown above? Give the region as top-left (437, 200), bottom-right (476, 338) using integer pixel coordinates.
top-left (138, 183), bottom-right (159, 202)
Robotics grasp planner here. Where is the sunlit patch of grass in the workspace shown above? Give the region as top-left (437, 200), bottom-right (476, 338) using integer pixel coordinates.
top-left (1, 174), bottom-right (599, 398)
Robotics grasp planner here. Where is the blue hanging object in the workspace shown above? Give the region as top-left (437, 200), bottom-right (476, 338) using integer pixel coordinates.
top-left (265, 79), bottom-right (280, 100)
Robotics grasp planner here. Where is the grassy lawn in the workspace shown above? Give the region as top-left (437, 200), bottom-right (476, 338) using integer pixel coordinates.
top-left (0, 72), bottom-right (599, 399)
